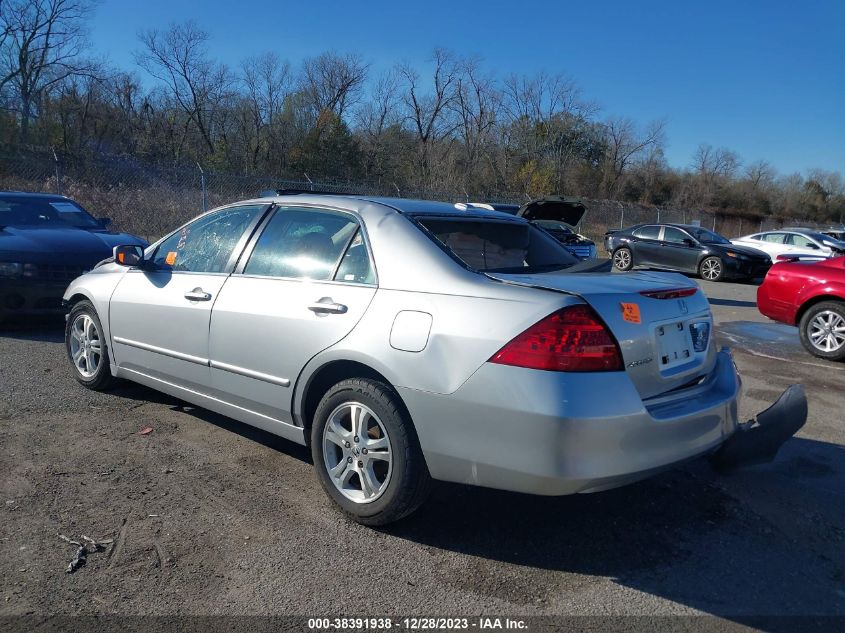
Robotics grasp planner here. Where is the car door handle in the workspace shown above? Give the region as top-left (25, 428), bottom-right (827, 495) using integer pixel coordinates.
top-left (308, 299), bottom-right (348, 315)
top-left (184, 288), bottom-right (212, 302)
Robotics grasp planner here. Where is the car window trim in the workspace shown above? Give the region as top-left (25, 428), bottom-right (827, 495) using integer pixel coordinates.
top-left (233, 204), bottom-right (378, 286)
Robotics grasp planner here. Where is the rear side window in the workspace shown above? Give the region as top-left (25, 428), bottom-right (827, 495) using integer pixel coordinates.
top-left (633, 225), bottom-right (661, 240)
top-left (762, 233), bottom-right (786, 243)
top-left (416, 217), bottom-right (578, 273)
top-left (244, 207), bottom-right (369, 282)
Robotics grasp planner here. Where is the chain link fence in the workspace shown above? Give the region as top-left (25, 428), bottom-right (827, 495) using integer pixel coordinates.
top-left (0, 151), bottom-right (820, 251)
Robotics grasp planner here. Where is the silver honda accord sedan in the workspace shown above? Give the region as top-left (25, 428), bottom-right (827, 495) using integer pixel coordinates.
top-left (63, 193), bottom-right (807, 525)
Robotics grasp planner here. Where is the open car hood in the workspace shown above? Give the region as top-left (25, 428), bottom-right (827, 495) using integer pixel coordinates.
top-left (517, 196), bottom-right (587, 228)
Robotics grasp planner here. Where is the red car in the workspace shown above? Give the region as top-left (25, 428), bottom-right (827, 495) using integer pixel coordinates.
top-left (757, 255), bottom-right (845, 360)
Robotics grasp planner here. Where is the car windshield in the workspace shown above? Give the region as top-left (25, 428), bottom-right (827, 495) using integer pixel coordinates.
top-left (688, 227), bottom-right (730, 244)
top-left (415, 216), bottom-right (579, 273)
top-left (0, 196), bottom-right (101, 229)
top-left (804, 231), bottom-right (845, 249)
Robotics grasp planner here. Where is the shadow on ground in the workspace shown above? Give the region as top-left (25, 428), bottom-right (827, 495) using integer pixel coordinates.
top-left (385, 437), bottom-right (845, 618)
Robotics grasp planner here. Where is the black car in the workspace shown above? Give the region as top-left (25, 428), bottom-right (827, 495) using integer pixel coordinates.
top-left (604, 223), bottom-right (771, 282)
top-left (0, 192), bottom-right (146, 322)
top-left (465, 196), bottom-right (598, 259)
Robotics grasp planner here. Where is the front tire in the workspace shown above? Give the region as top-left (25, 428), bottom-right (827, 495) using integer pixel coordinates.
top-left (612, 247), bottom-right (633, 271)
top-left (65, 300), bottom-right (116, 390)
top-left (799, 301), bottom-right (845, 361)
top-left (311, 378), bottom-right (431, 526)
top-left (699, 256), bottom-right (724, 282)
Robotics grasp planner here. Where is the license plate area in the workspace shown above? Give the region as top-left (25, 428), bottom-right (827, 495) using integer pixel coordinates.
top-left (654, 320), bottom-right (694, 370)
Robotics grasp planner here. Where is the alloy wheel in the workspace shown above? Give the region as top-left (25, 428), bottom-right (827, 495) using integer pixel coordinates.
top-left (613, 249), bottom-right (631, 269)
top-left (701, 258), bottom-right (722, 280)
top-left (808, 310), bottom-right (845, 353)
top-left (69, 313), bottom-right (103, 378)
top-left (322, 402), bottom-right (392, 504)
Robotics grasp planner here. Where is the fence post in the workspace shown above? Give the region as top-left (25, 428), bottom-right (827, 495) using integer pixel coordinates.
top-left (657, 208), bottom-right (660, 223)
top-left (392, 182), bottom-right (401, 198)
top-left (51, 147), bottom-right (62, 195)
top-left (304, 173), bottom-right (314, 191)
top-left (620, 204), bottom-right (624, 229)
top-left (196, 162), bottom-right (207, 211)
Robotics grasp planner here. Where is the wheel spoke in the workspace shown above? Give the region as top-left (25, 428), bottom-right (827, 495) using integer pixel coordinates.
top-left (365, 436), bottom-right (388, 451)
top-left (325, 427), bottom-right (347, 449)
top-left (329, 459), bottom-right (349, 480)
top-left (359, 464), bottom-right (379, 498)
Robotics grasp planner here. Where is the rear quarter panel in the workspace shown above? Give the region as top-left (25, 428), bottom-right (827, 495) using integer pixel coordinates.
top-left (293, 280), bottom-right (579, 419)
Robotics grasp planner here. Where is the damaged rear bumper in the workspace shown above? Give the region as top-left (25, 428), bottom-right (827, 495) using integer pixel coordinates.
top-left (711, 384), bottom-right (808, 471)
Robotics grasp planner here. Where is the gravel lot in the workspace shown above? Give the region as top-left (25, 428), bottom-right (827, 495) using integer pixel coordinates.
top-left (1, 278), bottom-right (843, 622)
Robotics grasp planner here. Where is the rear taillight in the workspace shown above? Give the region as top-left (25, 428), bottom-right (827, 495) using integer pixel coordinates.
top-left (489, 305), bottom-right (623, 372)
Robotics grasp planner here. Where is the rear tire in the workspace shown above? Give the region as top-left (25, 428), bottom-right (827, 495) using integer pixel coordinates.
top-left (612, 247), bottom-right (633, 271)
top-left (699, 256), bottom-right (724, 282)
top-left (65, 300), bottom-right (117, 391)
top-left (311, 378), bottom-right (431, 526)
top-left (798, 301), bottom-right (845, 361)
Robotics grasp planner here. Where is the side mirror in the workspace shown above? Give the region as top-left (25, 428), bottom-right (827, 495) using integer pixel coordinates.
top-left (98, 217), bottom-right (113, 229)
top-left (806, 242), bottom-right (819, 249)
top-left (113, 244), bottom-right (145, 267)
top-left (682, 238), bottom-right (696, 247)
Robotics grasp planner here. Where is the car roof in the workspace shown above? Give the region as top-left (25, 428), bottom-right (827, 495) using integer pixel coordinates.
top-left (0, 191), bottom-right (72, 200)
top-left (250, 193), bottom-right (526, 222)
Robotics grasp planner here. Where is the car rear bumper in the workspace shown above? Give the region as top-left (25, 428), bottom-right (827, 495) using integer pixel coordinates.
top-left (400, 348), bottom-right (804, 495)
top-left (0, 279), bottom-right (68, 319)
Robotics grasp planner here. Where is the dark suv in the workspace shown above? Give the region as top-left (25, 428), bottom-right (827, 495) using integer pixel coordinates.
top-left (604, 223), bottom-right (771, 282)
top-left (0, 192), bottom-right (146, 322)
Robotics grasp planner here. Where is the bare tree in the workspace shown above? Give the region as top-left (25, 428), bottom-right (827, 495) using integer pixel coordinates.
top-left (0, 0), bottom-right (97, 142)
top-left (136, 20), bottom-right (232, 156)
top-left (450, 56), bottom-right (501, 184)
top-left (239, 51), bottom-right (291, 168)
top-left (300, 51), bottom-right (368, 122)
top-left (397, 48), bottom-right (460, 184)
top-left (600, 117), bottom-right (666, 198)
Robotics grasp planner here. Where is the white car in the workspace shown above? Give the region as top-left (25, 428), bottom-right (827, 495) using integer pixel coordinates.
top-left (731, 229), bottom-right (845, 261)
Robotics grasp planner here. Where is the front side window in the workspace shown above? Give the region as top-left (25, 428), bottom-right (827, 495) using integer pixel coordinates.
top-left (244, 207), bottom-right (366, 281)
top-left (415, 217), bottom-right (578, 273)
top-left (662, 227), bottom-right (690, 244)
top-left (785, 233), bottom-right (815, 248)
top-left (687, 227), bottom-right (731, 244)
top-left (633, 225), bottom-right (661, 240)
top-left (152, 205), bottom-right (263, 273)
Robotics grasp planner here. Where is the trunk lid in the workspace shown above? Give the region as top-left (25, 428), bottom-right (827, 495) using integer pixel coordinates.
top-left (488, 270), bottom-right (714, 399)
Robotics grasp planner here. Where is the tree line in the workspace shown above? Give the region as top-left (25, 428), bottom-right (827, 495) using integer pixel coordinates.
top-left (2, 0), bottom-right (843, 224)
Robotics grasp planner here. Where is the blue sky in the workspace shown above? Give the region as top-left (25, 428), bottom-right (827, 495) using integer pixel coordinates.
top-left (90, 0), bottom-right (844, 176)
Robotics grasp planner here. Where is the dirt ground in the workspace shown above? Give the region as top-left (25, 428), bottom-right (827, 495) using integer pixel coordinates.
top-left (0, 279), bottom-right (843, 624)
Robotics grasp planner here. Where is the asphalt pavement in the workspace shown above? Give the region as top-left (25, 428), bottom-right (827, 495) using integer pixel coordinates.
top-left (0, 279), bottom-right (843, 624)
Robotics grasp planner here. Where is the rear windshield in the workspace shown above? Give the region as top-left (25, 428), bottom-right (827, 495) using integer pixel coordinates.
top-left (415, 217), bottom-right (579, 273)
top-left (0, 196), bottom-right (100, 229)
